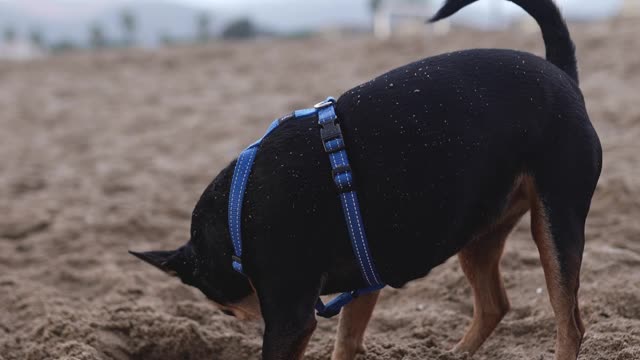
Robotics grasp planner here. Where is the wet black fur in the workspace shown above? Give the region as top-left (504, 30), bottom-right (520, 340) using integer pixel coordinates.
top-left (131, 0), bottom-right (602, 358)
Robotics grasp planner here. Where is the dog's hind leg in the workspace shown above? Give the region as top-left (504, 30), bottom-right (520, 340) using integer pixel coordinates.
top-left (529, 188), bottom-right (588, 360)
top-left (526, 121), bottom-right (600, 360)
top-left (331, 290), bottom-right (380, 360)
top-left (453, 183), bottom-right (529, 355)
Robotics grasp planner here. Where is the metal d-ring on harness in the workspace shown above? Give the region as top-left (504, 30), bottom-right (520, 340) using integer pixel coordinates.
top-left (227, 97), bottom-right (385, 318)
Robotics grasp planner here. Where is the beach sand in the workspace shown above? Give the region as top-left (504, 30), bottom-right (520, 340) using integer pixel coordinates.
top-left (0, 18), bottom-right (638, 360)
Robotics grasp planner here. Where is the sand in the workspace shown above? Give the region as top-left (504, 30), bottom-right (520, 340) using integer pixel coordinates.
top-left (0, 17), bottom-right (639, 360)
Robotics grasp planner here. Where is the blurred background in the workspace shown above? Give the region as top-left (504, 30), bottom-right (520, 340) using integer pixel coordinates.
top-left (1, 1), bottom-right (639, 360)
top-left (0, 0), bottom-right (635, 59)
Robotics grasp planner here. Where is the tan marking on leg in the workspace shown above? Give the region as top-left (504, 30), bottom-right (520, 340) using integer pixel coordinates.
top-left (331, 290), bottom-right (380, 360)
top-left (530, 191), bottom-right (584, 360)
top-left (453, 234), bottom-right (509, 355)
top-left (452, 177), bottom-right (529, 356)
top-left (453, 185), bottom-right (529, 355)
top-left (574, 291), bottom-right (585, 336)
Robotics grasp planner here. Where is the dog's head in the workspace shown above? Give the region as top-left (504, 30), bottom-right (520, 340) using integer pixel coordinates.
top-left (130, 242), bottom-right (261, 320)
top-left (130, 177), bottom-right (261, 321)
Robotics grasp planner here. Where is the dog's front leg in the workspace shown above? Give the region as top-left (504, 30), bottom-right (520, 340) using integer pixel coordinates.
top-left (258, 278), bottom-right (321, 360)
top-left (331, 290), bottom-right (380, 360)
top-left (262, 317), bottom-right (317, 360)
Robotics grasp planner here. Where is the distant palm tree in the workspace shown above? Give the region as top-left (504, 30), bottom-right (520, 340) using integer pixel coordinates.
top-left (120, 9), bottom-right (137, 46)
top-left (370, 0), bottom-right (383, 14)
top-left (90, 23), bottom-right (108, 49)
top-left (159, 32), bottom-right (173, 47)
top-left (3, 27), bottom-right (16, 44)
top-left (222, 18), bottom-right (257, 40)
top-left (29, 29), bottom-right (44, 48)
top-left (50, 39), bottom-right (76, 53)
top-left (196, 12), bottom-right (213, 43)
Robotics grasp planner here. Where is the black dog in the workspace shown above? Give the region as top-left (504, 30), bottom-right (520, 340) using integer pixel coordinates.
top-left (131, 0), bottom-right (602, 359)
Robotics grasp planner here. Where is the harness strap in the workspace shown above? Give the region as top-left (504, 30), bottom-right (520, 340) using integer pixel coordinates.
top-left (314, 284), bottom-right (385, 318)
top-left (315, 98), bottom-right (384, 287)
top-left (228, 117), bottom-right (288, 273)
top-left (228, 109), bottom-right (317, 273)
top-left (227, 98), bottom-right (385, 318)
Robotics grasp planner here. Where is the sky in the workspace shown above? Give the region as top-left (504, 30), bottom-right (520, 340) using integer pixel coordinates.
top-left (0, 0), bottom-right (370, 23)
top-left (0, 0), bottom-right (335, 10)
top-left (0, 0), bottom-right (626, 31)
top-left (0, 0), bottom-right (375, 43)
top-left (179, 0), bottom-right (289, 9)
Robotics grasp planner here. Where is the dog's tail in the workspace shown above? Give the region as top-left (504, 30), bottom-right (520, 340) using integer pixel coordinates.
top-left (429, 0), bottom-right (578, 83)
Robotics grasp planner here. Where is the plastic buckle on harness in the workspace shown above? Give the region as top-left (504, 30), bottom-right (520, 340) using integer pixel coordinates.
top-left (319, 119), bottom-right (341, 143)
top-left (316, 98), bottom-right (342, 146)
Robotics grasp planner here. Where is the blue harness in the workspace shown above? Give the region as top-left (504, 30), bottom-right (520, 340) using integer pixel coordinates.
top-left (228, 97), bottom-right (385, 318)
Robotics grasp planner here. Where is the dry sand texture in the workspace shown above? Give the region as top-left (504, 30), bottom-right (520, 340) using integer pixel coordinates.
top-left (0, 17), bottom-right (639, 360)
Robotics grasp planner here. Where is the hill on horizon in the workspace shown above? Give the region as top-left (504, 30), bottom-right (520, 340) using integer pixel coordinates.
top-left (0, 0), bottom-right (373, 47)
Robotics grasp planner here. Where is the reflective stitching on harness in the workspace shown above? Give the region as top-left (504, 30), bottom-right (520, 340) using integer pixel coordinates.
top-left (340, 192), bottom-right (372, 285)
top-left (235, 153), bottom-right (250, 253)
top-left (233, 149), bottom-right (254, 255)
top-left (348, 191), bottom-right (380, 284)
top-left (328, 148), bottom-right (338, 169)
top-left (229, 165), bottom-right (240, 252)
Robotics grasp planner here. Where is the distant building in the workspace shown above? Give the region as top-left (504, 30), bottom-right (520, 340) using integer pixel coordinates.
top-left (557, 0), bottom-right (624, 21)
top-left (372, 0), bottom-right (526, 38)
top-left (0, 40), bottom-right (44, 60)
top-left (374, 0), bottom-right (629, 38)
top-left (623, 0), bottom-right (640, 16)
top-left (374, 0), bottom-right (447, 39)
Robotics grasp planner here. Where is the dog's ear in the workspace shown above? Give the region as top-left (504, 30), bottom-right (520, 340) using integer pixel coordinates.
top-left (129, 249), bottom-right (180, 276)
